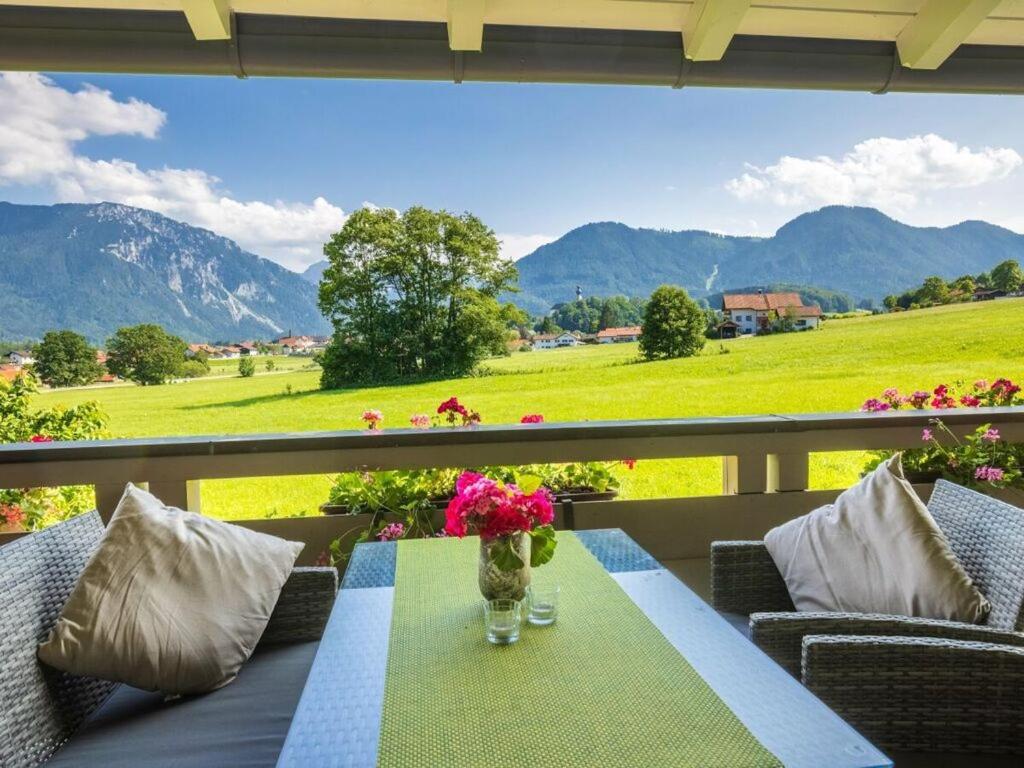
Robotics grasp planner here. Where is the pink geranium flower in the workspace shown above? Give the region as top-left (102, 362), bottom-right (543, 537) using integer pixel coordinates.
top-left (29, 435), bottom-right (53, 443)
top-left (444, 471), bottom-right (554, 540)
top-left (975, 466), bottom-right (1005, 483)
top-left (377, 522), bottom-right (405, 541)
top-left (860, 398), bottom-right (890, 413)
top-left (622, 458), bottom-right (637, 470)
top-left (361, 409), bottom-right (383, 429)
top-left (409, 414), bottom-right (430, 429)
top-left (908, 391), bottom-right (930, 409)
top-left (982, 428), bottom-right (1001, 443)
top-left (520, 414), bottom-right (544, 424)
top-left (921, 428), bottom-right (933, 442)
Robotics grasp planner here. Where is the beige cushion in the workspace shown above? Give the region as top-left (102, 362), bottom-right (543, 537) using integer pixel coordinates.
top-left (764, 456), bottom-right (989, 622)
top-left (38, 484), bottom-right (303, 695)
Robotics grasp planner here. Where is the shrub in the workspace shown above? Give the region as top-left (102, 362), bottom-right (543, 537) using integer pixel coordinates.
top-left (238, 357), bottom-right (256, 377)
top-left (0, 374), bottom-right (107, 530)
top-left (180, 359), bottom-right (209, 379)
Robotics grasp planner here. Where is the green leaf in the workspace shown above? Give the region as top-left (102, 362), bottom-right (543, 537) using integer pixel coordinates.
top-left (529, 525), bottom-right (558, 568)
top-left (490, 538), bottom-right (525, 572)
top-left (515, 472), bottom-right (543, 495)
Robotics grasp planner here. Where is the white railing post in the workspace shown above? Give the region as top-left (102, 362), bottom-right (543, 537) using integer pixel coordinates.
top-left (721, 452), bottom-right (769, 494)
top-left (766, 452), bottom-right (810, 493)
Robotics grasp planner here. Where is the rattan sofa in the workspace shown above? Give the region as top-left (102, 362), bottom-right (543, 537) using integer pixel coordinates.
top-left (711, 479), bottom-right (1024, 756)
top-left (0, 511), bottom-right (338, 768)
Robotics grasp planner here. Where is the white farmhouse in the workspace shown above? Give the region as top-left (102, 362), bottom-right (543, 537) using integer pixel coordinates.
top-left (8, 350), bottom-right (35, 366)
top-left (596, 326), bottom-right (641, 344)
top-left (719, 291), bottom-right (821, 337)
top-left (532, 331), bottom-right (581, 350)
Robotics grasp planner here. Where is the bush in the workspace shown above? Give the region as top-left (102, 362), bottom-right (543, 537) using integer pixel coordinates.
top-left (0, 374), bottom-right (107, 530)
top-left (180, 359), bottom-right (209, 379)
top-left (238, 357), bottom-right (256, 377)
top-left (639, 285), bottom-right (706, 361)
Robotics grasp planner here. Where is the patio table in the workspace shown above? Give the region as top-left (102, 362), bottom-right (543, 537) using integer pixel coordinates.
top-left (276, 529), bottom-right (891, 768)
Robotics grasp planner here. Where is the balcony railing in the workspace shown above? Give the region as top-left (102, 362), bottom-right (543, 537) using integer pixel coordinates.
top-left (2, 408), bottom-right (1023, 580)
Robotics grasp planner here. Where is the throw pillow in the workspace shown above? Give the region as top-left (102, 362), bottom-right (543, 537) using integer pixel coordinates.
top-left (38, 483), bottom-right (303, 695)
top-left (764, 455), bottom-right (989, 622)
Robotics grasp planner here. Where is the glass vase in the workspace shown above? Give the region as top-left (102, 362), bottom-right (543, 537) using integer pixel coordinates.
top-left (478, 532), bottom-right (531, 601)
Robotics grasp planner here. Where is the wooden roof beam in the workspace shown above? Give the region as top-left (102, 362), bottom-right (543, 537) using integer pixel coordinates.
top-left (897, 0), bottom-right (1001, 70)
top-left (682, 0), bottom-right (750, 61)
top-left (447, 0), bottom-right (485, 51)
top-left (182, 0), bottom-right (231, 41)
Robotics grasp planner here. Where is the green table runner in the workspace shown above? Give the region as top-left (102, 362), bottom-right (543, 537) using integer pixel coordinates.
top-left (377, 533), bottom-right (783, 767)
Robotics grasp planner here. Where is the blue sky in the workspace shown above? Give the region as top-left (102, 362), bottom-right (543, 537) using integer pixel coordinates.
top-left (2, 71), bottom-right (1024, 270)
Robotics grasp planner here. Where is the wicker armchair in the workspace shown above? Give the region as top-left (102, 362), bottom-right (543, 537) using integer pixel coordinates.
top-left (0, 511), bottom-right (338, 768)
top-left (711, 479), bottom-right (1024, 755)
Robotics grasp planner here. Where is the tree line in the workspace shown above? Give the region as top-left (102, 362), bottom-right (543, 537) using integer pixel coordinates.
top-left (883, 259), bottom-right (1023, 311)
top-left (23, 325), bottom-right (278, 388)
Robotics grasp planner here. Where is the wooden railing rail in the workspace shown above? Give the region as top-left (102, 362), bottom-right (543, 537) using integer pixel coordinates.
top-left (2, 408), bottom-right (1022, 565)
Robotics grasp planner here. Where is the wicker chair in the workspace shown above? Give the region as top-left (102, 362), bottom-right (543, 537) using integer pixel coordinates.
top-left (0, 511), bottom-right (338, 768)
top-left (711, 479), bottom-right (1024, 756)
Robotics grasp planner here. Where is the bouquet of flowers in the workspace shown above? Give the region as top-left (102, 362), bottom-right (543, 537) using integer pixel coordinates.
top-left (444, 471), bottom-right (557, 572)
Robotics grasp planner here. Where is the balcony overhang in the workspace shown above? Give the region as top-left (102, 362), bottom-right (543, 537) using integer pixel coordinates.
top-left (1, 4), bottom-right (1024, 94)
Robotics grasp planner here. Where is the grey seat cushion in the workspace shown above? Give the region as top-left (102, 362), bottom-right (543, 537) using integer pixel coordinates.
top-left (46, 641), bottom-right (317, 768)
top-left (719, 611), bottom-right (751, 638)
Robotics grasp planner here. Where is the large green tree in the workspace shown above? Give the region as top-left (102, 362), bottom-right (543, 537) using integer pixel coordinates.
top-left (318, 206), bottom-right (517, 387)
top-left (991, 259), bottom-right (1023, 292)
top-left (32, 330), bottom-right (102, 388)
top-left (106, 324), bottom-right (186, 385)
top-left (639, 285), bottom-right (706, 361)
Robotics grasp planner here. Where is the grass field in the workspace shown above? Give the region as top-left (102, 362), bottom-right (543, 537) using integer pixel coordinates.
top-left (33, 299), bottom-right (1024, 520)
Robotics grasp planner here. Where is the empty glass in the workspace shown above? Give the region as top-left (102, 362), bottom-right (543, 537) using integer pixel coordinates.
top-left (527, 584), bottom-right (560, 626)
top-left (484, 598), bottom-right (521, 644)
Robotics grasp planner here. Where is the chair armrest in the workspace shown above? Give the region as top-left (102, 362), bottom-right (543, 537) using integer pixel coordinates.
top-left (750, 611), bottom-right (1024, 676)
top-left (259, 567), bottom-right (339, 646)
top-left (710, 541), bottom-right (793, 615)
top-left (802, 635), bottom-right (1024, 755)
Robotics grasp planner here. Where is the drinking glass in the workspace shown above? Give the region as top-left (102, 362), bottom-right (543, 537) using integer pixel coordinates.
top-left (484, 598), bottom-right (521, 644)
top-left (527, 584), bottom-right (560, 626)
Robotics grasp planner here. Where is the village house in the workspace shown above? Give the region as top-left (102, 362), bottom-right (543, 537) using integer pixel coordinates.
top-left (719, 291), bottom-right (822, 338)
top-left (185, 344), bottom-right (219, 359)
top-left (596, 326), bottom-right (641, 344)
top-left (532, 331), bottom-right (581, 350)
top-left (8, 350), bottom-right (34, 366)
top-left (275, 335), bottom-right (320, 355)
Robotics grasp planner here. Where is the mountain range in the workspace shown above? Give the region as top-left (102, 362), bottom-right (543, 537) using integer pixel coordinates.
top-left (507, 206), bottom-right (1024, 313)
top-left (0, 202), bottom-right (329, 343)
top-left (3, 202), bottom-right (1022, 344)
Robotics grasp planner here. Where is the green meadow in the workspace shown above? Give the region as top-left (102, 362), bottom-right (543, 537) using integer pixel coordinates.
top-left (34, 299), bottom-right (1024, 520)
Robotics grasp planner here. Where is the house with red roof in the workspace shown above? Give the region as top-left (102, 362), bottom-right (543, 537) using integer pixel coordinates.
top-left (720, 291), bottom-right (821, 338)
top-left (596, 326), bottom-right (641, 344)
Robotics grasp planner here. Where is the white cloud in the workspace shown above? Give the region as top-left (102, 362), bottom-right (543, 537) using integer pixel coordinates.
top-left (725, 134), bottom-right (1022, 213)
top-left (0, 72), bottom-right (345, 270)
top-left (498, 232), bottom-right (555, 261)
